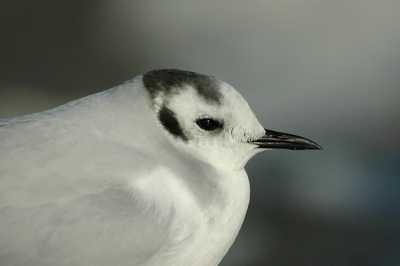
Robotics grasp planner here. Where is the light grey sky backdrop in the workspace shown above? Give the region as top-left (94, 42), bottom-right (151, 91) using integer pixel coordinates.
top-left (1, 1), bottom-right (399, 265)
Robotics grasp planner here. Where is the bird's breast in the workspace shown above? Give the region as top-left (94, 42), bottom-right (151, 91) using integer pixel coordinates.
top-left (131, 166), bottom-right (250, 265)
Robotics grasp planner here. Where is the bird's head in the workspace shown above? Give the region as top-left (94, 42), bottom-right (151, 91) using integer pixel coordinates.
top-left (143, 69), bottom-right (321, 171)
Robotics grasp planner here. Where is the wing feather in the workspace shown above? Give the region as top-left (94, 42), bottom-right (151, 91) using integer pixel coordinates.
top-left (0, 116), bottom-right (173, 265)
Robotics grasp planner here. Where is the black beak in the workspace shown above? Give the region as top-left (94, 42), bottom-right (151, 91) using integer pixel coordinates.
top-left (251, 129), bottom-right (322, 150)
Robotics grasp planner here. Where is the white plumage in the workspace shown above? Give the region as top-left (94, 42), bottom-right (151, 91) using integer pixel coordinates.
top-left (0, 70), bottom-right (321, 266)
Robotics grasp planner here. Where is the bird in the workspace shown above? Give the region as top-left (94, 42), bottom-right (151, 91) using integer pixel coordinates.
top-left (0, 69), bottom-right (321, 266)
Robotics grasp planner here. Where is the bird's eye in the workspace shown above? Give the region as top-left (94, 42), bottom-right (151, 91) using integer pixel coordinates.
top-left (196, 118), bottom-right (219, 131)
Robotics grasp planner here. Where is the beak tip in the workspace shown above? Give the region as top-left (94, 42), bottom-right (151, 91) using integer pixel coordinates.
top-left (308, 143), bottom-right (323, 150)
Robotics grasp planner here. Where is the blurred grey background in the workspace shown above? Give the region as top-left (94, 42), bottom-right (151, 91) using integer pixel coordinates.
top-left (1, 1), bottom-right (400, 265)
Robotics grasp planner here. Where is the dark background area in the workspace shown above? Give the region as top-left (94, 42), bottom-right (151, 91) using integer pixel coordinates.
top-left (1, 1), bottom-right (400, 265)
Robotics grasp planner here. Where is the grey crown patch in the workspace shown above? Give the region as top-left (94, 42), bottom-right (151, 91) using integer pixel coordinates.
top-left (142, 69), bottom-right (223, 142)
top-left (142, 69), bottom-right (222, 104)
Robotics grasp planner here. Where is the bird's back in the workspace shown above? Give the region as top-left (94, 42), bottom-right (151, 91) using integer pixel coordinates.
top-left (0, 79), bottom-right (175, 265)
top-left (0, 78), bottom-right (159, 208)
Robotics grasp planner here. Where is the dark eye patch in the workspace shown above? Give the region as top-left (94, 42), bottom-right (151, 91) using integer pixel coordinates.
top-left (158, 105), bottom-right (188, 141)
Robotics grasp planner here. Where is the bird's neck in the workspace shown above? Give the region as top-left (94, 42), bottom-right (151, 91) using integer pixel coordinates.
top-left (198, 169), bottom-right (250, 265)
top-left (159, 169), bottom-right (250, 266)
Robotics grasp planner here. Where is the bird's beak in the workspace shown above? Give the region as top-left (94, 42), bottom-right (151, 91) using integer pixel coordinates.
top-left (251, 129), bottom-right (322, 150)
